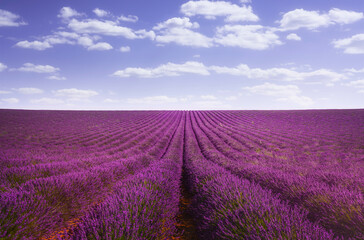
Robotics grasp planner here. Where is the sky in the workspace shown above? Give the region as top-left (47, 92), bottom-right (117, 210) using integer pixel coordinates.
top-left (0, 0), bottom-right (364, 110)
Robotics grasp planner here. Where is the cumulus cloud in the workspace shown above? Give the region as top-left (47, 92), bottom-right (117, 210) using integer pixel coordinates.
top-left (92, 8), bottom-right (138, 23)
top-left (53, 88), bottom-right (99, 102)
top-left (344, 67), bottom-right (364, 74)
top-left (286, 33), bottom-right (301, 41)
top-left (117, 15), bottom-right (138, 23)
top-left (0, 9), bottom-right (27, 27)
top-left (58, 7), bottom-right (82, 20)
top-left (214, 25), bottom-right (282, 50)
top-left (0, 62), bottom-right (7, 72)
top-left (93, 8), bottom-right (109, 18)
top-left (344, 79), bottom-right (364, 93)
top-left (113, 61), bottom-right (210, 78)
top-left (278, 8), bottom-right (363, 31)
top-left (15, 32), bottom-right (113, 51)
top-left (332, 34), bottom-right (364, 54)
top-left (87, 42), bottom-right (113, 51)
top-left (103, 98), bottom-right (120, 103)
top-left (119, 46), bottom-right (131, 52)
top-left (210, 63), bottom-right (345, 84)
top-left (15, 87), bottom-right (43, 94)
top-left (48, 75), bottom-right (67, 80)
top-left (154, 17), bottom-right (212, 47)
top-left (68, 18), bottom-right (154, 39)
top-left (180, 0), bottom-right (259, 22)
top-left (1, 98), bottom-right (19, 104)
top-left (12, 63), bottom-right (59, 73)
top-left (0, 90), bottom-right (11, 94)
top-left (243, 82), bottom-right (314, 106)
top-left (15, 40), bottom-right (52, 50)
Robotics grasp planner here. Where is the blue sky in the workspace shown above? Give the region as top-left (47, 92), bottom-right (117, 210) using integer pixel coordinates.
top-left (1, 0), bottom-right (364, 110)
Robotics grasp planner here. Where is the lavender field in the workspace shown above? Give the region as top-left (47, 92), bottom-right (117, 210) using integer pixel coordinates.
top-left (0, 109), bottom-right (363, 239)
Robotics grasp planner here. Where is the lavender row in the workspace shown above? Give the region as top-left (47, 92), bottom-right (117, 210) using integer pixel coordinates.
top-left (70, 113), bottom-right (185, 239)
top-left (190, 111), bottom-right (364, 238)
top-left (184, 112), bottom-right (336, 239)
top-left (0, 113), bottom-right (182, 239)
top-left (198, 111), bottom-right (364, 192)
top-left (0, 112), bottom-right (178, 190)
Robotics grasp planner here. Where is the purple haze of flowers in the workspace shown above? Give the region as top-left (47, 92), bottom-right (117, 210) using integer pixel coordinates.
top-left (0, 109), bottom-right (363, 239)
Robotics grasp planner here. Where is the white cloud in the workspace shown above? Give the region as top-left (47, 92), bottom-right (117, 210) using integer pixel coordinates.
top-left (48, 75), bottom-right (67, 80)
top-left (0, 9), bottom-right (27, 27)
top-left (344, 79), bottom-right (364, 93)
top-left (87, 42), bottom-right (113, 51)
top-left (15, 40), bottom-right (52, 50)
top-left (278, 8), bottom-right (363, 31)
top-left (58, 7), bottom-right (82, 20)
top-left (103, 98), bottom-right (120, 103)
top-left (214, 25), bottom-right (282, 50)
top-left (0, 90), bottom-right (11, 94)
top-left (120, 46), bottom-right (131, 52)
top-left (344, 67), bottom-right (364, 74)
top-left (15, 32), bottom-right (114, 51)
top-left (127, 96), bottom-right (178, 104)
top-left (328, 8), bottom-right (364, 24)
top-left (113, 61), bottom-right (210, 78)
top-left (93, 8), bottom-right (109, 18)
top-left (12, 63), bottom-right (60, 73)
top-left (154, 17), bottom-right (199, 30)
top-left (240, 0), bottom-right (252, 3)
top-left (286, 33), bottom-right (301, 41)
top-left (201, 95), bottom-right (217, 100)
top-left (54, 88), bottom-right (99, 101)
top-left (30, 97), bottom-right (64, 104)
top-left (68, 18), bottom-right (154, 39)
top-left (0, 62), bottom-right (7, 71)
top-left (332, 34), bottom-right (364, 54)
top-left (1, 98), bottom-right (19, 104)
top-left (154, 17), bottom-right (212, 47)
top-left (181, 0), bottom-right (259, 22)
top-left (15, 87), bottom-right (43, 94)
top-left (210, 64), bottom-right (345, 83)
top-left (117, 15), bottom-right (138, 23)
top-left (243, 82), bottom-right (314, 106)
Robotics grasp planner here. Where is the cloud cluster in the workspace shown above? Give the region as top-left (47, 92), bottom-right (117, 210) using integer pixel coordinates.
top-left (14, 87), bottom-right (43, 94)
top-left (16, 31), bottom-right (113, 51)
top-left (333, 34), bottom-right (364, 54)
top-left (286, 33), bottom-right (301, 41)
top-left (53, 88), bottom-right (99, 102)
top-left (11, 63), bottom-right (59, 73)
top-left (214, 25), bottom-right (282, 50)
top-left (1, 98), bottom-right (19, 104)
top-left (113, 61), bottom-right (210, 78)
top-left (210, 63), bottom-right (345, 84)
top-left (180, 0), bottom-right (259, 22)
top-left (345, 79), bottom-right (364, 93)
top-left (154, 17), bottom-right (212, 47)
top-left (244, 82), bottom-right (314, 106)
top-left (16, 7), bottom-right (152, 51)
top-left (278, 8), bottom-right (363, 31)
top-left (58, 7), bottom-right (83, 20)
top-left (0, 9), bottom-right (27, 27)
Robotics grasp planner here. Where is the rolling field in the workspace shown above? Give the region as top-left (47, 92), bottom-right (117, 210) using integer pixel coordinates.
top-left (0, 109), bottom-right (363, 239)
